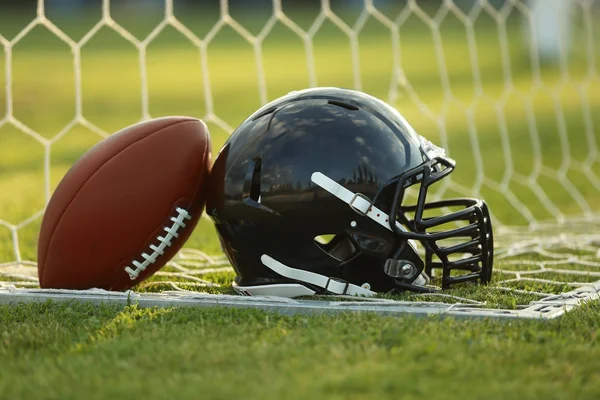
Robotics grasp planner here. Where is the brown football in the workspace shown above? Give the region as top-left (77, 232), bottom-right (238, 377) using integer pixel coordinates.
top-left (37, 116), bottom-right (211, 291)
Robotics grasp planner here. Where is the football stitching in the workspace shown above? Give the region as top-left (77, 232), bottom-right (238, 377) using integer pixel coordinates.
top-left (124, 207), bottom-right (192, 280)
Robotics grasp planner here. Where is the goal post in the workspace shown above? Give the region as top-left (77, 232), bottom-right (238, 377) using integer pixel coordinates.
top-left (1, 0), bottom-right (599, 319)
top-left (526, 0), bottom-right (573, 64)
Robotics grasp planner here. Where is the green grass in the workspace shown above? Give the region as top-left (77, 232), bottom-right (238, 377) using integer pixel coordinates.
top-left (1, 2), bottom-right (600, 398)
top-left (0, 301), bottom-right (599, 399)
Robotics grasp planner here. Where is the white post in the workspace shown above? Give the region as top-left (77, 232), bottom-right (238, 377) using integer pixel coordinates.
top-left (527, 0), bottom-right (573, 63)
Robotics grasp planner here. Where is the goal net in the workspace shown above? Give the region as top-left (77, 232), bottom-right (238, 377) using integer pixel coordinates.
top-left (1, 0), bottom-right (600, 319)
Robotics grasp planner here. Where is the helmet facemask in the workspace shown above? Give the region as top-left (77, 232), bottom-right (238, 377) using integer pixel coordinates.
top-left (373, 156), bottom-right (494, 290)
top-left (311, 151), bottom-right (493, 292)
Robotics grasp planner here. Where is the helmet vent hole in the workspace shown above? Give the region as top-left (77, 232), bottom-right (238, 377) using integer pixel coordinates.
top-left (249, 157), bottom-right (262, 202)
top-left (243, 157), bottom-right (263, 203)
top-left (327, 100), bottom-right (359, 111)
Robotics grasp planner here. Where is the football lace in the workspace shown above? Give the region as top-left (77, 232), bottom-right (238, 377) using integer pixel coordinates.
top-left (124, 207), bottom-right (192, 280)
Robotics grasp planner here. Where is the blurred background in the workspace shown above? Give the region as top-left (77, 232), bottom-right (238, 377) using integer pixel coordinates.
top-left (1, 0), bottom-right (599, 265)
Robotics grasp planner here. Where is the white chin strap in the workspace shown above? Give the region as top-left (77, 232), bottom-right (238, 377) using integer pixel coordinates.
top-left (260, 254), bottom-right (377, 297)
top-left (310, 172), bottom-right (408, 233)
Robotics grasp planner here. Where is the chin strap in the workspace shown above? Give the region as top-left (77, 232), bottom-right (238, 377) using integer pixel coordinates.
top-left (310, 172), bottom-right (409, 233)
top-left (260, 254), bottom-right (377, 297)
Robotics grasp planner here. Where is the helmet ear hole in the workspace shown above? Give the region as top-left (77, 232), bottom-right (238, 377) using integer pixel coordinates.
top-left (313, 234), bottom-right (357, 262)
top-left (314, 234), bottom-right (336, 245)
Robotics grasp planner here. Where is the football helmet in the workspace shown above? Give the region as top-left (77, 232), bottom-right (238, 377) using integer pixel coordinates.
top-left (206, 87), bottom-right (493, 298)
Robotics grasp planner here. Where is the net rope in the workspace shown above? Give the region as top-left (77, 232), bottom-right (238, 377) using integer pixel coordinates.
top-left (1, 0), bottom-right (600, 309)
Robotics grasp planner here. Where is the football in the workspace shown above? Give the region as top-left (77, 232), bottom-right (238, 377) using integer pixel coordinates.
top-left (37, 116), bottom-right (211, 291)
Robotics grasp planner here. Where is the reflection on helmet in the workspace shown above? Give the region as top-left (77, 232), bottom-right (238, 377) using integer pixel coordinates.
top-left (206, 87), bottom-right (493, 298)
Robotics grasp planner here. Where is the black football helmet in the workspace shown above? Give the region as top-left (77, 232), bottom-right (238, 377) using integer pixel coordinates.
top-left (206, 87), bottom-right (493, 298)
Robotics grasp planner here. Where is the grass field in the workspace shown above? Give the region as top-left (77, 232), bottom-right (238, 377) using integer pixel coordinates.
top-left (1, 1), bottom-right (600, 398)
top-left (1, 300), bottom-right (599, 400)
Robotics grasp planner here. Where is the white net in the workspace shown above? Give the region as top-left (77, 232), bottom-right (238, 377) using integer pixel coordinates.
top-left (1, 0), bottom-right (600, 316)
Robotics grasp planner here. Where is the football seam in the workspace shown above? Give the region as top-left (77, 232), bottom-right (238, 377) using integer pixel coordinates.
top-left (39, 119), bottom-right (201, 286)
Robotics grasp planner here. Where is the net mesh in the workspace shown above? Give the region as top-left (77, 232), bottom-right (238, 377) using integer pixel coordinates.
top-left (1, 0), bottom-right (600, 311)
